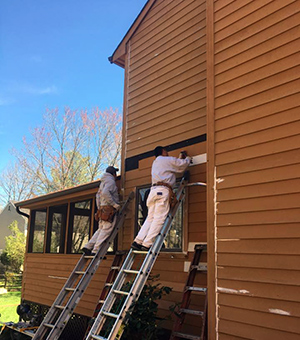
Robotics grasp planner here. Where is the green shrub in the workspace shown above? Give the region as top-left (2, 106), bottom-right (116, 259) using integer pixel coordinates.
top-left (121, 275), bottom-right (172, 340)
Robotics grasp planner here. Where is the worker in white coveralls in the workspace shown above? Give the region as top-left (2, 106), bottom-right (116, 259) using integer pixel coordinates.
top-left (131, 146), bottom-right (191, 251)
top-left (81, 166), bottom-right (120, 255)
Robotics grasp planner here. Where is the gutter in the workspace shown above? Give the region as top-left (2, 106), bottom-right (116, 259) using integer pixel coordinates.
top-left (16, 206), bottom-right (30, 219)
top-left (14, 180), bottom-right (101, 208)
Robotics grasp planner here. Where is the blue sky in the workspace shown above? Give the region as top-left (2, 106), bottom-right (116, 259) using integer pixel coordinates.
top-left (0, 0), bottom-right (146, 171)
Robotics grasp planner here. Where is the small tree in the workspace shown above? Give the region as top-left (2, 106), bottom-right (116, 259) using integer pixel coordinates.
top-left (0, 221), bottom-right (26, 272)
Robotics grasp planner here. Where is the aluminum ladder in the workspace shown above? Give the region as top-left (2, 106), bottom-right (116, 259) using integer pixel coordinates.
top-left (32, 192), bottom-right (134, 340)
top-left (84, 251), bottom-right (127, 338)
top-left (85, 174), bottom-right (206, 340)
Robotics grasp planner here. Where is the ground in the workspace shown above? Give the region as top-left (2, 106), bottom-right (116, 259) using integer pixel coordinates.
top-left (0, 291), bottom-right (21, 323)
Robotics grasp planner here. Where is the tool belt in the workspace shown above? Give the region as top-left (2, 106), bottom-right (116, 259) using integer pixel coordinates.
top-left (153, 182), bottom-right (178, 209)
top-left (95, 205), bottom-right (116, 223)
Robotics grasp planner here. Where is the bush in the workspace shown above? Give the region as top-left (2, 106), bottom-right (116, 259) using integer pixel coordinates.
top-left (121, 275), bottom-right (172, 340)
top-left (0, 221), bottom-right (25, 273)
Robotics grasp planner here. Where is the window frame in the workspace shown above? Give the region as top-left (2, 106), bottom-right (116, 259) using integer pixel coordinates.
top-left (28, 209), bottom-right (47, 253)
top-left (67, 199), bottom-right (93, 254)
top-left (45, 204), bottom-right (68, 254)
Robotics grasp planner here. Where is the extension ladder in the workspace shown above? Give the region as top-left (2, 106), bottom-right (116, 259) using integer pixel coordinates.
top-left (32, 192), bottom-right (134, 340)
top-left (84, 251), bottom-right (127, 338)
top-left (170, 244), bottom-right (208, 340)
top-left (85, 174), bottom-right (206, 340)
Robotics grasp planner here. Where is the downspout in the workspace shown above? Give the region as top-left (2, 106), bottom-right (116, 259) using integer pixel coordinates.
top-left (16, 206), bottom-right (30, 219)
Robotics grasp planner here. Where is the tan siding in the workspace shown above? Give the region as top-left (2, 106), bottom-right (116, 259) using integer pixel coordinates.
top-left (125, 0), bottom-right (206, 157)
top-left (218, 319), bottom-right (299, 340)
top-left (113, 0), bottom-right (207, 335)
top-left (218, 253), bottom-right (300, 271)
top-left (129, 34), bottom-right (205, 92)
top-left (219, 294), bottom-right (300, 318)
top-left (212, 1), bottom-right (300, 338)
top-left (219, 306), bottom-right (300, 334)
top-left (130, 1), bottom-right (205, 65)
top-left (22, 254), bottom-right (112, 317)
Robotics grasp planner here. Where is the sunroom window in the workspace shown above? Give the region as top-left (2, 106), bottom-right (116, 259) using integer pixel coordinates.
top-left (28, 210), bottom-right (47, 253)
top-left (67, 199), bottom-right (92, 254)
top-left (46, 205), bottom-right (67, 253)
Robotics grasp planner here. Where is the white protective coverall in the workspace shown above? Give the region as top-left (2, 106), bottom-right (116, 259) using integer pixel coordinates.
top-left (134, 155), bottom-right (191, 248)
top-left (84, 172), bottom-right (120, 253)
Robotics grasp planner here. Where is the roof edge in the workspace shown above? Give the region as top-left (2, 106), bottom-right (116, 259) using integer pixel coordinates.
top-left (109, 0), bottom-right (156, 67)
top-left (15, 180), bottom-right (101, 208)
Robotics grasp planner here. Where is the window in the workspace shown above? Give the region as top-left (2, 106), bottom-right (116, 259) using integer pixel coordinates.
top-left (136, 184), bottom-right (184, 251)
top-left (67, 199), bottom-right (92, 254)
top-left (28, 210), bottom-right (47, 253)
top-left (46, 205), bottom-right (67, 253)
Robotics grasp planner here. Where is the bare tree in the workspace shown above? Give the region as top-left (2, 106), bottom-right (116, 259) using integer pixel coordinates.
top-left (0, 107), bottom-right (122, 204)
top-left (0, 162), bottom-right (37, 204)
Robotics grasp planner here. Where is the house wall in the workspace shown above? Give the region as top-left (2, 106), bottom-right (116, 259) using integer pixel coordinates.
top-left (120, 0), bottom-right (208, 333)
top-left (125, 0), bottom-right (206, 157)
top-left (21, 188), bottom-right (101, 317)
top-left (207, 1), bottom-right (300, 339)
top-left (23, 253), bottom-right (114, 317)
top-left (0, 202), bottom-right (27, 251)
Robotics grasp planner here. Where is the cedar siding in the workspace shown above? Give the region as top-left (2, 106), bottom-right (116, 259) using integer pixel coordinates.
top-left (209, 0), bottom-right (300, 339)
top-left (126, 0), bottom-right (207, 157)
top-left (115, 0), bottom-right (208, 334)
top-left (23, 253), bottom-right (114, 317)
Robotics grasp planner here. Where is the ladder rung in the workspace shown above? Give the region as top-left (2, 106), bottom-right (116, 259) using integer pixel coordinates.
top-left (111, 266), bottom-right (120, 270)
top-left (132, 250), bottom-right (148, 254)
top-left (99, 300), bottom-right (105, 304)
top-left (123, 269), bottom-right (139, 275)
top-left (44, 323), bottom-right (55, 328)
top-left (172, 332), bottom-right (201, 340)
top-left (187, 286), bottom-right (207, 293)
top-left (91, 334), bottom-right (107, 340)
top-left (65, 287), bottom-right (76, 292)
top-left (113, 289), bottom-right (129, 296)
top-left (75, 271), bottom-right (86, 275)
top-left (102, 311), bottom-right (118, 319)
top-left (84, 255), bottom-right (95, 259)
top-left (190, 264), bottom-right (207, 271)
top-left (180, 308), bottom-right (204, 316)
top-left (105, 283), bottom-right (113, 287)
top-left (55, 305), bottom-right (64, 310)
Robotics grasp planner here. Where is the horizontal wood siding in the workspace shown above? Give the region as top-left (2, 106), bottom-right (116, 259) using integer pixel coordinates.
top-left (213, 1), bottom-right (300, 338)
top-left (125, 0), bottom-right (207, 158)
top-left (22, 254), bottom-right (113, 317)
top-left (119, 0), bottom-right (208, 334)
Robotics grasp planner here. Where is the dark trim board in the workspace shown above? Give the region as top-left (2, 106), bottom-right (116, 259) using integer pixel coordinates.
top-left (125, 134), bottom-right (207, 172)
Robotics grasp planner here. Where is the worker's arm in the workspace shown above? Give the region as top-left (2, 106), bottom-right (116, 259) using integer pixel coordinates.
top-left (168, 156), bottom-right (191, 173)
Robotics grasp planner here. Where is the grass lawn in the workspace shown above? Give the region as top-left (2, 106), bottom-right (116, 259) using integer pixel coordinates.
top-left (0, 291), bottom-right (21, 323)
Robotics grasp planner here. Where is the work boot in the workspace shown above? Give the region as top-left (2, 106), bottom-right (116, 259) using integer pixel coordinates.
top-left (140, 245), bottom-right (150, 252)
top-left (81, 247), bottom-right (92, 256)
top-left (131, 241), bottom-right (142, 251)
